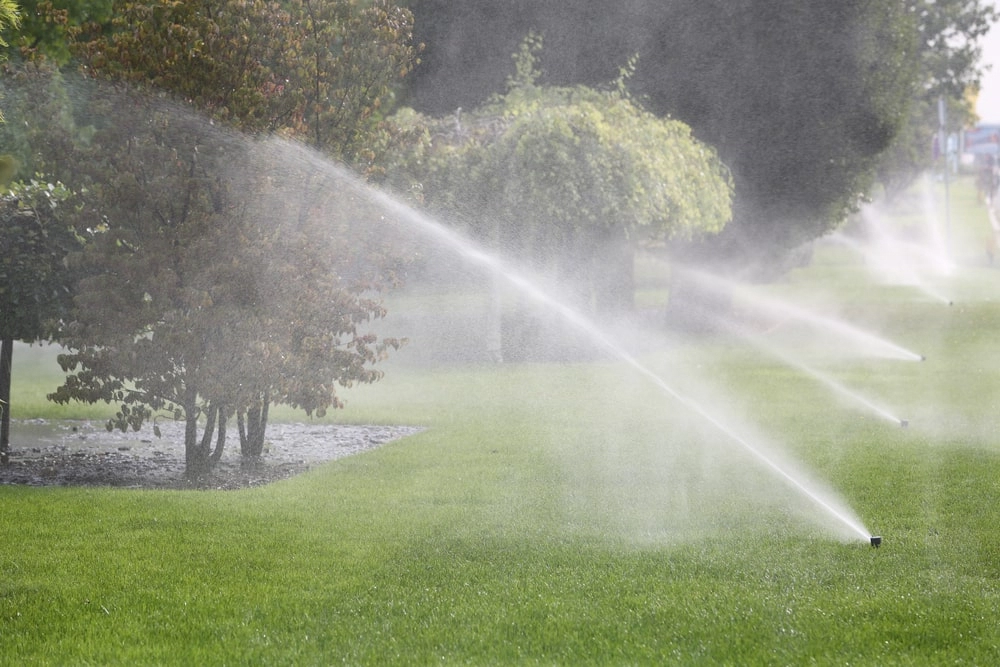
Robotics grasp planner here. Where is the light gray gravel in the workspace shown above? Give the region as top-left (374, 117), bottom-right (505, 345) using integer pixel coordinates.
top-left (0, 419), bottom-right (423, 490)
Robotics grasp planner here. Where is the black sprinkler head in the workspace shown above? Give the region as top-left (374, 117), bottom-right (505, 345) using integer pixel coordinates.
top-left (870, 536), bottom-right (882, 548)
top-left (900, 419), bottom-right (909, 429)
top-left (920, 355), bottom-right (926, 361)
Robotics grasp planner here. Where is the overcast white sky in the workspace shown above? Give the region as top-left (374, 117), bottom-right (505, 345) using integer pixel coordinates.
top-left (976, 2), bottom-right (1000, 124)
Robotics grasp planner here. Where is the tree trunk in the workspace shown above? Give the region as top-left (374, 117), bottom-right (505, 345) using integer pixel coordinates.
top-left (183, 385), bottom-right (212, 477)
top-left (1, 338), bottom-right (12, 465)
top-left (239, 392), bottom-right (269, 461)
top-left (210, 405), bottom-right (227, 464)
top-left (662, 269), bottom-right (734, 333)
top-left (592, 233), bottom-right (635, 317)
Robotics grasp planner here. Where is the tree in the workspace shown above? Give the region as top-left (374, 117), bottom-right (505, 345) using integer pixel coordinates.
top-left (279, 0), bottom-right (420, 176)
top-left (0, 0), bottom-right (19, 121)
top-left (0, 178), bottom-right (82, 464)
top-left (70, 0), bottom-right (289, 132)
top-left (876, 0), bottom-right (998, 198)
top-left (638, 1), bottom-right (918, 275)
top-left (2, 1), bottom-right (113, 65)
top-left (39, 0), bottom-right (417, 475)
top-left (44, 90), bottom-right (403, 474)
top-left (390, 37), bottom-right (731, 356)
top-left (0, 0), bottom-right (18, 52)
top-left (403, 0), bottom-right (919, 276)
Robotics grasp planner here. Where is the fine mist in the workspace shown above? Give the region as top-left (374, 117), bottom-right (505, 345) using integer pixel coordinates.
top-left (3, 76), bottom-right (876, 544)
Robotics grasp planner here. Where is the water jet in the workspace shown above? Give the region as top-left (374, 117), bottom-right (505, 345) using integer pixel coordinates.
top-left (714, 315), bottom-right (908, 427)
top-left (253, 137), bottom-right (876, 544)
top-left (680, 268), bottom-right (925, 361)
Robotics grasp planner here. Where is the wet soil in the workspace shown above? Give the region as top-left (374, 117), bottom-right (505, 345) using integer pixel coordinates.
top-left (0, 419), bottom-right (422, 490)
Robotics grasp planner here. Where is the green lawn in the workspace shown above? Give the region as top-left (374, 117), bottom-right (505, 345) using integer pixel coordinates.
top-left (3, 176), bottom-right (1000, 664)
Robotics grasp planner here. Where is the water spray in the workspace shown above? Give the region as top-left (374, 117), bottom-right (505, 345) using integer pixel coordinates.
top-left (714, 315), bottom-right (908, 428)
top-left (679, 268), bottom-right (925, 362)
top-left (264, 138), bottom-right (876, 545)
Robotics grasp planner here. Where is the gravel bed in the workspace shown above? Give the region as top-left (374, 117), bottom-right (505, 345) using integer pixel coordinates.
top-left (0, 419), bottom-right (422, 490)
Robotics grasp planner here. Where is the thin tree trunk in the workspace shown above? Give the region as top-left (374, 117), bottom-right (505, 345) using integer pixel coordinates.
top-left (199, 403), bottom-right (218, 453)
top-left (239, 392), bottom-right (269, 461)
top-left (210, 405), bottom-right (227, 464)
top-left (593, 233), bottom-right (635, 316)
top-left (0, 338), bottom-right (12, 465)
top-left (183, 385), bottom-right (210, 477)
top-left (238, 409), bottom-right (248, 457)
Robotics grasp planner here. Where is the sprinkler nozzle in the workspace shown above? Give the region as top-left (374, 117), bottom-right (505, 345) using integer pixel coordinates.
top-left (948, 301), bottom-right (954, 306)
top-left (870, 536), bottom-right (882, 548)
top-left (920, 355), bottom-right (926, 361)
top-left (900, 419), bottom-right (909, 428)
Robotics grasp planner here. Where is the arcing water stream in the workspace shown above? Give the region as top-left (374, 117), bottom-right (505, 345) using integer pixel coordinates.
top-left (679, 267), bottom-right (925, 361)
top-left (260, 138), bottom-right (875, 543)
top-left (717, 315), bottom-right (907, 426)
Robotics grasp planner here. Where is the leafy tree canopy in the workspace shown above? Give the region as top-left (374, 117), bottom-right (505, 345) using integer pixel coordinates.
top-left (3, 0), bottom-right (418, 474)
top-left (0, 176), bottom-right (83, 460)
top-left (1, 0), bottom-right (112, 64)
top-left (401, 1), bottom-right (946, 275)
top-left (390, 35), bottom-right (731, 315)
top-left (876, 0), bottom-right (998, 198)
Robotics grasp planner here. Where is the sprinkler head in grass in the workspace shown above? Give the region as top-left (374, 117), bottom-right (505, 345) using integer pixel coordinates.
top-left (920, 355), bottom-right (926, 361)
top-left (899, 419), bottom-right (908, 429)
top-left (870, 536), bottom-right (882, 548)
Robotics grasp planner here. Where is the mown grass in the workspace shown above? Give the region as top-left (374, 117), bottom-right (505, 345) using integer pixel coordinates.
top-left (3, 176), bottom-right (1000, 664)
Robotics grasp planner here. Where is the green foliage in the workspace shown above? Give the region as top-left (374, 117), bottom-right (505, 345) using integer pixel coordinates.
top-left (70, 0), bottom-right (419, 171)
top-left (279, 0), bottom-right (420, 174)
top-left (40, 91), bottom-right (403, 473)
top-left (390, 35), bottom-right (731, 314)
top-left (0, 176), bottom-right (81, 343)
top-left (0, 0), bottom-right (19, 51)
top-left (6, 0), bottom-right (420, 473)
top-left (0, 62), bottom-right (86, 182)
top-left (404, 1), bottom-right (923, 274)
top-left (3, 0), bottom-right (112, 64)
top-left (71, 0), bottom-right (290, 132)
top-left (876, 0), bottom-right (998, 197)
top-left (0, 0), bottom-right (18, 120)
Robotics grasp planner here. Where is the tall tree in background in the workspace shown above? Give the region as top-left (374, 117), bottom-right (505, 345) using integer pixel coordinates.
top-left (402, 1), bottom-right (925, 275)
top-left (280, 0), bottom-right (419, 176)
top-left (634, 1), bottom-right (917, 275)
top-left (875, 0), bottom-right (997, 198)
top-left (2, 0), bottom-right (113, 64)
top-left (0, 0), bottom-right (18, 53)
top-left (0, 0), bottom-right (19, 120)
